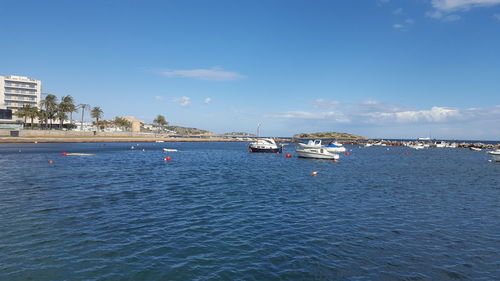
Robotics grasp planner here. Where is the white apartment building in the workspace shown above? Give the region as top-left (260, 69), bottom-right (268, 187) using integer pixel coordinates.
top-left (0, 75), bottom-right (42, 113)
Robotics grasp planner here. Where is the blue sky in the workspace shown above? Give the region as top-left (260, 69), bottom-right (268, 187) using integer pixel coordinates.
top-left (1, 0), bottom-right (500, 139)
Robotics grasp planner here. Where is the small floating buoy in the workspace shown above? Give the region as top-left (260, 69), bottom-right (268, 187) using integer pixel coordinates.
top-left (165, 156), bottom-right (171, 161)
top-left (61, 152), bottom-right (67, 156)
top-left (404, 152), bottom-right (409, 155)
top-left (345, 151), bottom-right (350, 156)
top-left (286, 153), bottom-right (291, 158)
top-left (142, 149), bottom-right (145, 152)
top-left (131, 146), bottom-right (135, 150)
top-left (332, 159), bottom-right (337, 162)
top-left (249, 148), bottom-right (253, 152)
top-left (49, 160), bottom-right (53, 164)
top-left (311, 171), bottom-right (319, 176)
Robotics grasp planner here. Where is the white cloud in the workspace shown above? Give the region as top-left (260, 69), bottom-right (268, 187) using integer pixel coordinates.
top-left (364, 106), bottom-right (461, 123)
top-left (173, 96), bottom-right (191, 107)
top-left (393, 24), bottom-right (405, 29)
top-left (162, 67), bottom-right (244, 81)
top-left (265, 111), bottom-right (350, 123)
top-left (154, 95), bottom-right (164, 101)
top-left (311, 99), bottom-right (341, 109)
top-left (427, 0), bottom-right (500, 22)
top-left (494, 13), bottom-right (500, 20)
top-left (204, 98), bottom-right (212, 104)
top-left (431, 0), bottom-right (500, 11)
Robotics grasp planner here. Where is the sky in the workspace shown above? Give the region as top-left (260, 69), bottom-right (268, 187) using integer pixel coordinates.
top-left (1, 0), bottom-right (500, 139)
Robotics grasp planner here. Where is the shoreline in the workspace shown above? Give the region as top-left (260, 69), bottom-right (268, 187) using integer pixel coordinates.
top-left (0, 136), bottom-right (498, 149)
top-left (0, 136), bottom-right (264, 143)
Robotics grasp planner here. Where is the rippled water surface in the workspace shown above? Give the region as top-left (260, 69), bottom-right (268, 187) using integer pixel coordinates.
top-left (1, 142), bottom-right (499, 280)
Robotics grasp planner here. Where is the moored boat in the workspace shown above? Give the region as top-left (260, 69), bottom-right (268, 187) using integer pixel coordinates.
top-left (296, 147), bottom-right (339, 160)
top-left (488, 149), bottom-right (500, 162)
top-left (297, 139), bottom-right (347, 153)
top-left (249, 138), bottom-right (283, 153)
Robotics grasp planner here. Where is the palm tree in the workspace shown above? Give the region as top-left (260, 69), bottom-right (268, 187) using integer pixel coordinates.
top-left (37, 109), bottom-right (48, 129)
top-left (40, 94), bottom-right (58, 129)
top-left (14, 105), bottom-right (29, 128)
top-left (114, 116), bottom-right (132, 131)
top-left (56, 110), bottom-right (68, 129)
top-left (90, 107), bottom-right (103, 132)
top-left (78, 104), bottom-right (90, 131)
top-left (153, 114), bottom-right (168, 134)
top-left (26, 106), bottom-right (39, 128)
top-left (60, 95), bottom-right (76, 126)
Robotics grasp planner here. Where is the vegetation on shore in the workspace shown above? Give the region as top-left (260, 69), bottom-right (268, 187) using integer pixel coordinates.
top-left (293, 132), bottom-right (366, 139)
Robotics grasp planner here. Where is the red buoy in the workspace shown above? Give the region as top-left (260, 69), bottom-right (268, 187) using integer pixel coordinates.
top-left (249, 148), bottom-right (253, 152)
top-left (345, 151), bottom-right (350, 156)
top-left (286, 153), bottom-right (291, 158)
top-left (165, 156), bottom-right (171, 161)
top-left (61, 152), bottom-right (67, 156)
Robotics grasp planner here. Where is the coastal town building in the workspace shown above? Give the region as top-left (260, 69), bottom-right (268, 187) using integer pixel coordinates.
top-left (0, 75), bottom-right (42, 126)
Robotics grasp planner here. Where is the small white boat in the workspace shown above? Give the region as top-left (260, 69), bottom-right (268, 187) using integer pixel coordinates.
top-left (297, 139), bottom-right (347, 153)
top-left (488, 149), bottom-right (500, 162)
top-left (364, 143), bottom-right (373, 147)
top-left (470, 147), bottom-right (482, 151)
top-left (296, 147), bottom-right (339, 160)
top-left (163, 148), bottom-right (178, 152)
top-left (408, 143), bottom-right (425, 150)
top-left (249, 138), bottom-right (283, 153)
top-left (155, 140), bottom-right (165, 143)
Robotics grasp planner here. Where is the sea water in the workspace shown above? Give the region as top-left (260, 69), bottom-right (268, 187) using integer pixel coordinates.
top-left (0, 142), bottom-right (499, 280)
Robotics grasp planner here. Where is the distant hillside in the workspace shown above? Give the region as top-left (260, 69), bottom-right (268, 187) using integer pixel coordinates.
top-left (293, 132), bottom-right (366, 139)
top-left (166, 126), bottom-right (213, 136)
top-left (221, 132), bottom-right (257, 137)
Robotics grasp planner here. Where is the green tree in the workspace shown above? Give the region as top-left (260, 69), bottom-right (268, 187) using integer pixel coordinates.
top-left (113, 117), bottom-right (132, 131)
top-left (14, 105), bottom-right (29, 128)
top-left (40, 94), bottom-right (58, 129)
top-left (26, 105), bottom-right (39, 128)
top-left (78, 104), bottom-right (90, 131)
top-left (90, 107), bottom-right (103, 132)
top-left (59, 95), bottom-right (76, 128)
top-left (153, 114), bottom-right (168, 134)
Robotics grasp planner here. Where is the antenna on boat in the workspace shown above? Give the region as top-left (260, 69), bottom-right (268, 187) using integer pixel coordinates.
top-left (257, 124), bottom-right (261, 137)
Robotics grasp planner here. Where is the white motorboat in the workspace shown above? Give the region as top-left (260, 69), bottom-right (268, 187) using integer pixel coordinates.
top-left (297, 139), bottom-right (347, 153)
top-left (364, 143), bottom-right (373, 147)
top-left (470, 147), bottom-right (482, 151)
top-left (163, 148), bottom-right (178, 152)
top-left (488, 149), bottom-right (500, 162)
top-left (296, 147), bottom-right (340, 160)
top-left (249, 138), bottom-right (283, 153)
top-left (408, 143), bottom-right (425, 150)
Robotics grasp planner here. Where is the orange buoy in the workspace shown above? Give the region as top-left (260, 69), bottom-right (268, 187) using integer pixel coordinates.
top-left (332, 159), bottom-right (337, 162)
top-left (61, 152), bottom-right (67, 156)
top-left (165, 156), bottom-right (171, 161)
top-left (49, 160), bottom-right (54, 164)
top-left (286, 153), bottom-right (291, 158)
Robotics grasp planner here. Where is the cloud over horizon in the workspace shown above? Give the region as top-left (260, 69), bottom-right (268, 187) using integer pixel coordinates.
top-left (172, 96), bottom-right (191, 107)
top-left (426, 0), bottom-right (500, 21)
top-left (162, 67), bottom-right (245, 81)
top-left (265, 99), bottom-right (500, 127)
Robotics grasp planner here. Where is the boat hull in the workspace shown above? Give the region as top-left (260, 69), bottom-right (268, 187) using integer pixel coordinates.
top-left (488, 151), bottom-right (500, 162)
top-left (296, 149), bottom-right (339, 159)
top-left (249, 146), bottom-right (282, 153)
